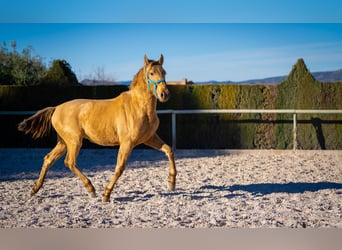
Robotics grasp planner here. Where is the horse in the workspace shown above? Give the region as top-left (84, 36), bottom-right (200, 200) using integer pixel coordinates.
top-left (18, 54), bottom-right (176, 202)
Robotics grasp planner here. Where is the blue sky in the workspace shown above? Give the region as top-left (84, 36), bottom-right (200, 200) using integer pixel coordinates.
top-left (1, 1), bottom-right (342, 82)
top-left (2, 0), bottom-right (342, 23)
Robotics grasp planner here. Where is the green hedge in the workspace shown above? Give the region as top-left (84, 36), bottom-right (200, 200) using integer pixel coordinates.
top-left (1, 59), bottom-right (341, 149)
top-left (275, 59), bottom-right (342, 149)
top-left (0, 85), bottom-right (128, 110)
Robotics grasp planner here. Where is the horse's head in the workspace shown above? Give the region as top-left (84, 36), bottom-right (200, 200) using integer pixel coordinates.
top-left (144, 54), bottom-right (170, 102)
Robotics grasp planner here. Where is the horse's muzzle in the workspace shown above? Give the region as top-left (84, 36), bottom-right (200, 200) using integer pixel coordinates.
top-left (159, 89), bottom-right (170, 102)
top-left (158, 89), bottom-right (170, 102)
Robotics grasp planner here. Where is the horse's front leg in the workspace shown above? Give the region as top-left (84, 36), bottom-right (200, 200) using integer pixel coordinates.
top-left (144, 134), bottom-right (176, 191)
top-left (103, 143), bottom-right (133, 202)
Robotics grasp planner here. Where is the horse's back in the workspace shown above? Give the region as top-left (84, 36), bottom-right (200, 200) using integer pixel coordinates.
top-left (53, 98), bottom-right (101, 124)
top-left (52, 98), bottom-right (122, 145)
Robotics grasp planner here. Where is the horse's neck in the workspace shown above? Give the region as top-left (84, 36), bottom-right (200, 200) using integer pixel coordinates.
top-left (129, 70), bottom-right (157, 114)
top-left (130, 88), bottom-right (157, 114)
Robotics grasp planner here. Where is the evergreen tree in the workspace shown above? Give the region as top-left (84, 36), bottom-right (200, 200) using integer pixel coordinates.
top-left (41, 59), bottom-right (79, 86)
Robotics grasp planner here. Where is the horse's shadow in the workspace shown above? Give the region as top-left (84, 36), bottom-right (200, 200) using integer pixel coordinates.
top-left (113, 181), bottom-right (342, 203)
top-left (114, 190), bottom-right (155, 202)
top-left (200, 182), bottom-right (342, 197)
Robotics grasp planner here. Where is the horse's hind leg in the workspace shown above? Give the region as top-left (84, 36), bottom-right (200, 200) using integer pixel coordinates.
top-left (64, 141), bottom-right (96, 197)
top-left (31, 140), bottom-right (66, 196)
top-left (144, 134), bottom-right (177, 191)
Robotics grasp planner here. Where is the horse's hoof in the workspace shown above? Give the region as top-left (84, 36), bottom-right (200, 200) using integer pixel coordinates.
top-left (102, 195), bottom-right (110, 202)
top-left (30, 186), bottom-right (38, 196)
top-left (168, 183), bottom-right (176, 191)
top-left (89, 192), bottom-right (97, 198)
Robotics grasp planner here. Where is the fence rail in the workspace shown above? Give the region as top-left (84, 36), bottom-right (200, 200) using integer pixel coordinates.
top-left (1, 109), bottom-right (342, 150)
top-left (157, 109), bottom-right (342, 150)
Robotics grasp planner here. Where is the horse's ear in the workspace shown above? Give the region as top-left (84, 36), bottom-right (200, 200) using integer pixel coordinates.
top-left (158, 54), bottom-right (164, 65)
top-left (144, 55), bottom-right (149, 66)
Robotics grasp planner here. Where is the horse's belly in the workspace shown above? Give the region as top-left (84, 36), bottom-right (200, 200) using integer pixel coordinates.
top-left (85, 131), bottom-right (119, 146)
top-left (82, 120), bottom-right (120, 146)
top-left (84, 125), bottom-right (154, 147)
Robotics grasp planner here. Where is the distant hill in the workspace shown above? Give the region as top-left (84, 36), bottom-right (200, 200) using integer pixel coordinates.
top-left (81, 79), bottom-right (116, 85)
top-left (81, 79), bottom-right (131, 86)
top-left (196, 68), bottom-right (342, 85)
top-left (235, 76), bottom-right (286, 84)
top-left (312, 69), bottom-right (342, 82)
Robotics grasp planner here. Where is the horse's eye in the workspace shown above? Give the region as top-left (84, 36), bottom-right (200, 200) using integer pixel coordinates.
top-left (150, 72), bottom-right (154, 76)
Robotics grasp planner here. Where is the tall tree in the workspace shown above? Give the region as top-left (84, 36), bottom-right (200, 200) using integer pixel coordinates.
top-left (41, 59), bottom-right (79, 86)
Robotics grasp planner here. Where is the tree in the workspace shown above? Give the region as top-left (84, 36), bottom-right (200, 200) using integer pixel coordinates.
top-left (41, 59), bottom-right (79, 86)
top-left (0, 42), bottom-right (13, 84)
top-left (11, 45), bottom-right (47, 86)
top-left (0, 41), bottom-right (46, 86)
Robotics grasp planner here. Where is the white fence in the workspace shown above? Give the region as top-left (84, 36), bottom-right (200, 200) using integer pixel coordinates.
top-left (157, 109), bottom-right (342, 150)
top-left (1, 109), bottom-right (342, 150)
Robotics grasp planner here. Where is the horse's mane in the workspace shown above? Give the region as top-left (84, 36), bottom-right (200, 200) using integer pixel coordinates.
top-left (129, 67), bottom-right (145, 90)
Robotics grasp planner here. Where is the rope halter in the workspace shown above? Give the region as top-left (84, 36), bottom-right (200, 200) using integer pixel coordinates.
top-left (146, 72), bottom-right (166, 98)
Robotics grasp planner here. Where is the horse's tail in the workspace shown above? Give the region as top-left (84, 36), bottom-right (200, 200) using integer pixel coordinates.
top-left (18, 107), bottom-right (56, 139)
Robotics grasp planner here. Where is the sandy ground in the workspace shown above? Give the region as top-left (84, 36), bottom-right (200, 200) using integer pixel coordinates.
top-left (0, 148), bottom-right (341, 228)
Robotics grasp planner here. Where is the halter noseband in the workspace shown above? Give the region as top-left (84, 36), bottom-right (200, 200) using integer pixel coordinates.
top-left (146, 72), bottom-right (166, 98)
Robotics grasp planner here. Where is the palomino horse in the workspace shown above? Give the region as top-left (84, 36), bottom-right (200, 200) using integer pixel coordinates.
top-left (18, 54), bottom-right (176, 202)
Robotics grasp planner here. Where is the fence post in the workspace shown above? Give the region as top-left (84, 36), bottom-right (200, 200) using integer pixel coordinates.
top-left (171, 112), bottom-right (176, 150)
top-left (293, 113), bottom-right (297, 150)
